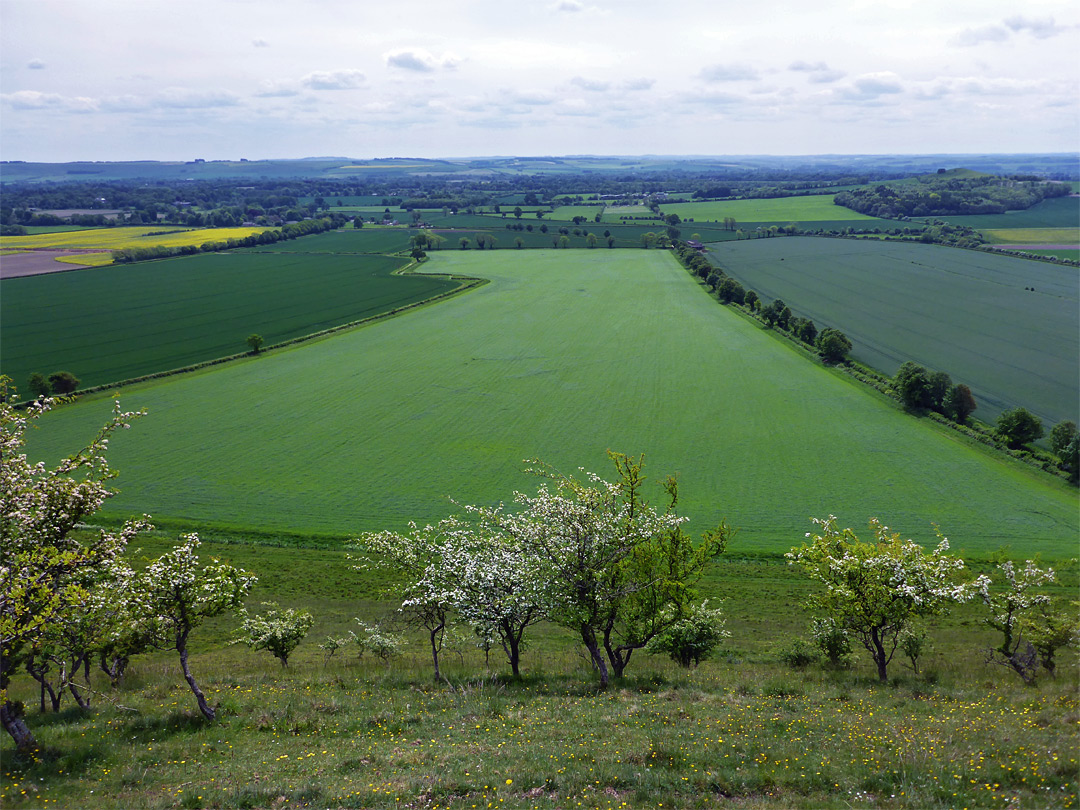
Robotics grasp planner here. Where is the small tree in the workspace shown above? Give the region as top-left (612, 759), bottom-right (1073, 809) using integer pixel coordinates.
top-left (645, 599), bottom-right (728, 667)
top-left (246, 334), bottom-right (264, 354)
top-left (787, 516), bottom-right (977, 682)
top-left (893, 362), bottom-right (931, 409)
top-left (996, 407), bottom-right (1043, 449)
top-left (943, 383), bottom-right (978, 424)
top-left (27, 373), bottom-right (50, 399)
top-left (977, 559), bottom-right (1055, 683)
top-left (47, 371), bottom-right (79, 395)
top-left (1049, 421), bottom-right (1078, 478)
top-left (816, 328), bottom-right (852, 363)
top-left (127, 535), bottom-right (256, 720)
top-left (234, 602), bottom-right (315, 668)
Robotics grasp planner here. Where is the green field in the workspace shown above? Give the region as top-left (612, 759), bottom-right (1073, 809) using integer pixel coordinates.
top-left (981, 227), bottom-right (1078, 245)
top-left (660, 196), bottom-right (879, 223)
top-left (0, 251), bottom-right (457, 391)
top-left (246, 227), bottom-right (414, 254)
top-left (703, 237), bottom-right (1079, 427)
top-left (938, 195), bottom-right (1080, 230)
top-left (27, 250), bottom-right (1076, 555)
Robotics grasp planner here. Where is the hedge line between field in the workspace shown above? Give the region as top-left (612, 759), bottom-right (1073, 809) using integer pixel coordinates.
top-left (670, 240), bottom-right (1073, 484)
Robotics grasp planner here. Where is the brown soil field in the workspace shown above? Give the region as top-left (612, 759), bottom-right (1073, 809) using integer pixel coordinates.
top-left (0, 250), bottom-right (105, 278)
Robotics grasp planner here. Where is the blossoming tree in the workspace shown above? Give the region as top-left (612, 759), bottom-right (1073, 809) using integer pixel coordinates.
top-left (787, 516), bottom-right (980, 682)
top-left (1, 381), bottom-right (150, 752)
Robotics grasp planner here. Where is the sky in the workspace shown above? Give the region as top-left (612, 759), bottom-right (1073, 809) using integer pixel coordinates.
top-left (1, 0), bottom-right (1077, 162)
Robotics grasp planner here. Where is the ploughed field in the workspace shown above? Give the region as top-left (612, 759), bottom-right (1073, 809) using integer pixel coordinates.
top-left (26, 250), bottom-right (1077, 555)
top-left (703, 237), bottom-right (1079, 427)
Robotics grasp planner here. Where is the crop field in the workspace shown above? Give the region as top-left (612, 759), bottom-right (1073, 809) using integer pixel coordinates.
top-left (981, 227), bottom-right (1078, 245)
top-left (939, 195), bottom-right (1080, 230)
top-left (703, 237), bottom-right (1079, 427)
top-left (0, 225), bottom-right (273, 252)
top-left (0, 251), bottom-right (457, 391)
top-left (54, 251), bottom-right (114, 267)
top-left (246, 227), bottom-right (413, 254)
top-left (660, 196), bottom-right (879, 223)
top-left (26, 250), bottom-right (1077, 555)
top-left (548, 205), bottom-right (606, 221)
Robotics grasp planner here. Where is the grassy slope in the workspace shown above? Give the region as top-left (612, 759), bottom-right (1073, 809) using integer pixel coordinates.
top-left (26, 250), bottom-right (1076, 555)
top-left (704, 237), bottom-right (1079, 427)
top-left (0, 251), bottom-right (448, 390)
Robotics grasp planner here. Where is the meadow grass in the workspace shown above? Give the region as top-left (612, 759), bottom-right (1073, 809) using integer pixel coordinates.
top-left (2, 535), bottom-right (1076, 810)
top-left (0, 227), bottom-right (273, 252)
top-left (23, 250), bottom-right (1077, 554)
top-left (658, 197), bottom-right (878, 224)
top-left (0, 251), bottom-right (450, 391)
top-left (703, 236), bottom-right (1079, 428)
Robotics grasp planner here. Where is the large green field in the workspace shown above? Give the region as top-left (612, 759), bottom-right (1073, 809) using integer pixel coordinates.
top-left (27, 250), bottom-right (1076, 555)
top-left (660, 196), bottom-right (880, 223)
top-left (0, 251), bottom-right (456, 391)
top-left (703, 237), bottom-right (1079, 427)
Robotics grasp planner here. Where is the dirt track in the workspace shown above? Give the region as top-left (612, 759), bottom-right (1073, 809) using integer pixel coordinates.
top-left (0, 250), bottom-right (107, 278)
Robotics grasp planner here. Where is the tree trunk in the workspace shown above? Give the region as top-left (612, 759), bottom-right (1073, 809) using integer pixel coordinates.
top-left (99, 652), bottom-right (129, 688)
top-left (871, 628), bottom-right (889, 683)
top-left (68, 682), bottom-right (91, 711)
top-left (1, 700), bottom-right (38, 754)
top-left (501, 621), bottom-right (522, 678)
top-left (581, 625), bottom-right (609, 688)
top-left (429, 621), bottom-right (445, 682)
top-left (177, 634), bottom-right (215, 721)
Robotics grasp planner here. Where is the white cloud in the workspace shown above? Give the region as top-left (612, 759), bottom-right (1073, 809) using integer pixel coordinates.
top-left (385, 49), bottom-right (460, 72)
top-left (621, 78), bottom-right (655, 92)
top-left (301, 70), bottom-right (366, 90)
top-left (700, 63), bottom-right (760, 82)
top-left (255, 79), bottom-right (300, 98)
top-left (1003, 15), bottom-right (1066, 39)
top-left (570, 76), bottom-right (610, 92)
top-left (788, 61), bottom-right (845, 83)
top-left (27, 59), bottom-right (46, 70)
top-left (951, 15), bottom-right (1068, 46)
top-left (252, 38), bottom-right (269, 48)
top-left (552, 0), bottom-right (585, 11)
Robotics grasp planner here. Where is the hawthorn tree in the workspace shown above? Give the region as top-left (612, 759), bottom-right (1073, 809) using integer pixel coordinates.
top-left (0, 381), bottom-right (150, 752)
top-left (943, 383), bottom-right (978, 424)
top-left (476, 454), bottom-right (731, 687)
top-left (126, 535), bottom-right (256, 720)
top-left (787, 516), bottom-right (978, 682)
top-left (816, 328), bottom-right (851, 363)
top-left (234, 602), bottom-right (315, 668)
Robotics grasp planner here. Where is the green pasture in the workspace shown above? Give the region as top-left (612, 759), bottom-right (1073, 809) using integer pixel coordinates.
top-left (938, 195), bottom-right (1080, 230)
top-left (27, 250), bottom-right (1077, 555)
top-left (548, 205), bottom-right (606, 221)
top-left (0, 251), bottom-right (456, 392)
top-left (660, 196), bottom-right (879, 223)
top-left (704, 237), bottom-right (1079, 427)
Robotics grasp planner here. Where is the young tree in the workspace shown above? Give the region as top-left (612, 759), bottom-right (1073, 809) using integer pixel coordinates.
top-left (645, 599), bottom-right (728, 668)
top-left (246, 333), bottom-right (264, 354)
top-left (996, 407), bottom-right (1043, 449)
top-left (977, 560), bottom-right (1055, 683)
top-left (234, 602), bottom-right (315, 668)
top-left (476, 454), bottom-right (730, 687)
top-left (926, 370), bottom-right (952, 413)
top-left (126, 535), bottom-right (256, 720)
top-left (1, 382), bottom-right (150, 751)
top-left (787, 516), bottom-right (978, 682)
top-left (1049, 421), bottom-right (1078, 479)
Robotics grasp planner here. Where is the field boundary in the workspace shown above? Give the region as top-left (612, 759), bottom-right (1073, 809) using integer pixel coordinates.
top-left (11, 260), bottom-right (487, 408)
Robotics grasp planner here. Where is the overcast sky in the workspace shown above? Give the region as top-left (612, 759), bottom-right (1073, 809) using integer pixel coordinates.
top-left (1, 0), bottom-right (1077, 162)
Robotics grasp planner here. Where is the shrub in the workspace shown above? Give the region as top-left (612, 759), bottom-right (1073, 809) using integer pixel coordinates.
top-left (810, 618), bottom-right (853, 669)
top-left (778, 638), bottom-right (819, 669)
top-left (646, 600), bottom-right (729, 668)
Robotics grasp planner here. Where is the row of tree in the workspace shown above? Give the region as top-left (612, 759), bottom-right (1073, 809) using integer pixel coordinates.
top-left (834, 176), bottom-right (1069, 219)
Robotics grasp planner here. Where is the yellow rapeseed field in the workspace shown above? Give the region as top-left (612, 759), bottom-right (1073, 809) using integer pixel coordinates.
top-left (0, 226), bottom-right (273, 251)
top-left (54, 252), bottom-right (115, 267)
